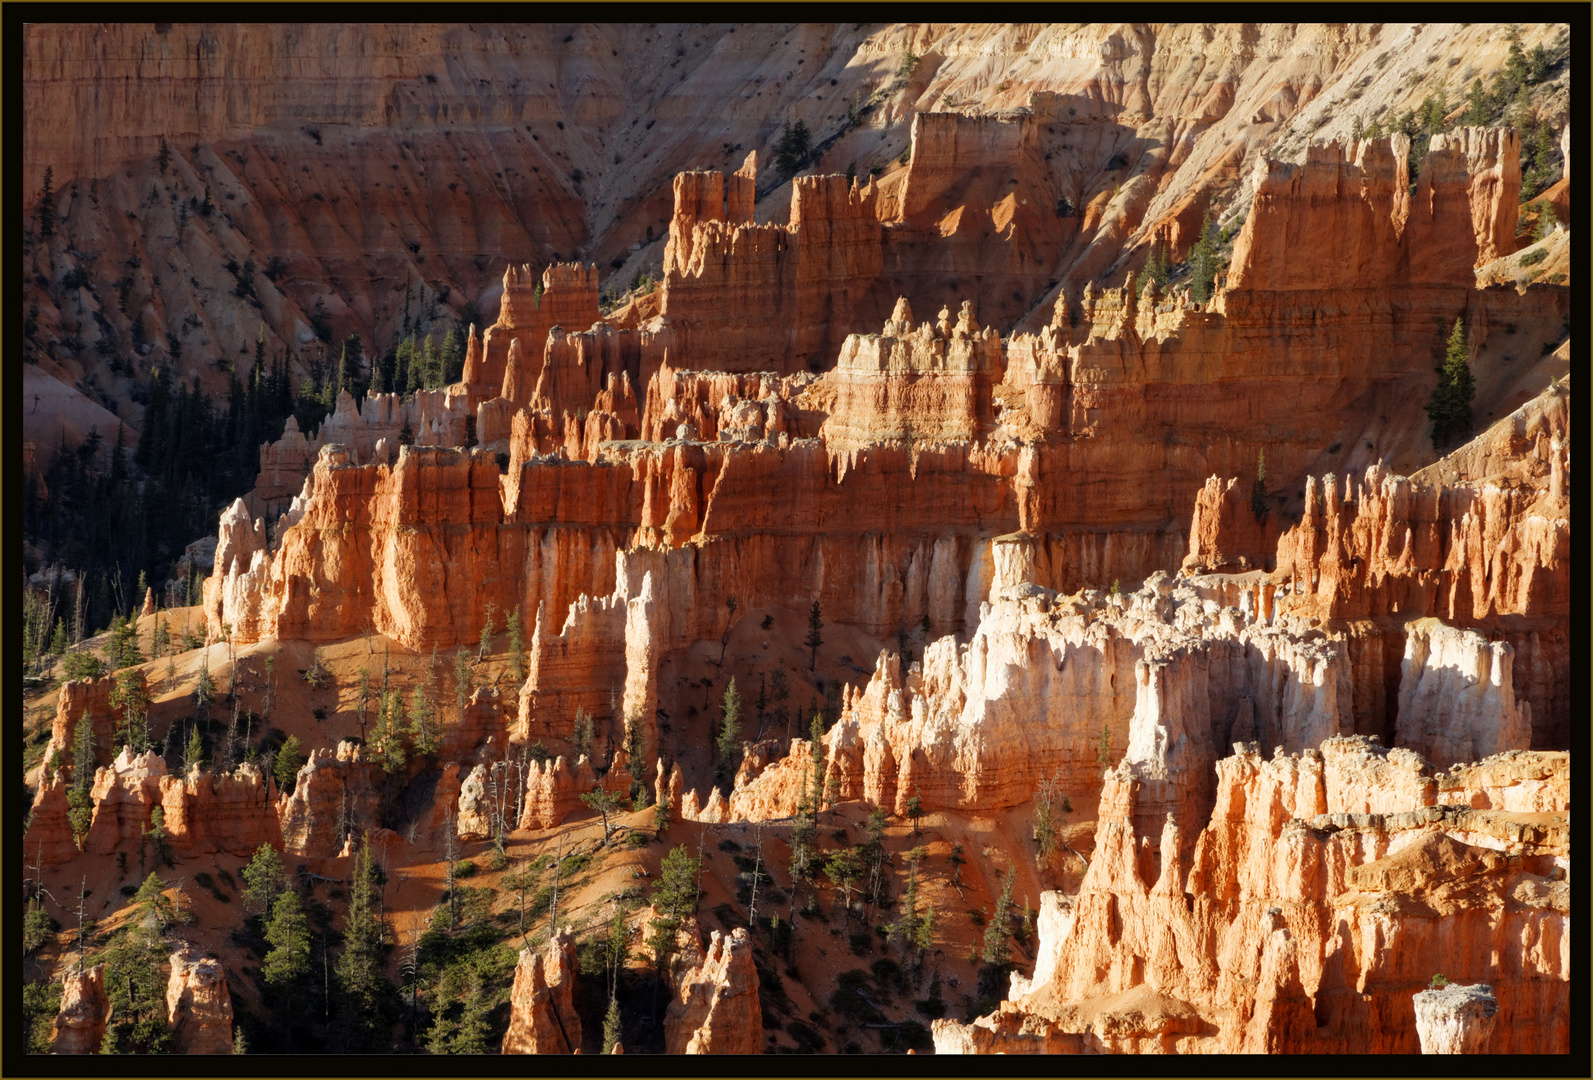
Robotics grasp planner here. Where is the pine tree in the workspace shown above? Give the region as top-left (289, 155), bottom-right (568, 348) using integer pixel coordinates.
top-left (652, 844), bottom-right (702, 921)
top-left (335, 835), bottom-right (392, 1051)
top-left (274, 734), bottom-right (306, 794)
top-left (1426, 318), bottom-right (1475, 451)
top-left (263, 889), bottom-right (312, 992)
top-left (602, 994), bottom-right (622, 1053)
top-left (715, 677), bottom-right (742, 788)
top-left (1465, 78), bottom-right (1489, 126)
top-left (888, 862), bottom-right (920, 949)
top-left (110, 668), bottom-right (152, 753)
top-left (101, 876), bottom-right (176, 1053)
top-left (66, 710), bottom-right (96, 846)
top-left (158, 137), bottom-right (171, 175)
top-left (981, 867), bottom-right (1016, 967)
top-left (1189, 209), bottom-right (1222, 305)
top-left (242, 843), bottom-right (288, 915)
top-left (805, 600), bottom-right (824, 671)
top-left (506, 605), bottom-right (526, 685)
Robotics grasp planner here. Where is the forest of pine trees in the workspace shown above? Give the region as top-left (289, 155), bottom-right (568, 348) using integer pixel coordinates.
top-left (22, 317), bottom-right (469, 655)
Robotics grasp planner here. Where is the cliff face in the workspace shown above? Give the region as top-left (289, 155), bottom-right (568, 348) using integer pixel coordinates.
top-left (24, 24), bottom-right (1564, 443)
top-left (277, 742), bottom-right (380, 858)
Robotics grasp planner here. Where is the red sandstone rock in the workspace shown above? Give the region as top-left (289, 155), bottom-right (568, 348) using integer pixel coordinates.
top-left (942, 735), bottom-right (1568, 1054)
top-left (501, 928), bottom-right (581, 1054)
top-left (165, 944), bottom-right (234, 1054)
top-left (158, 762), bottom-right (281, 859)
top-left (663, 927), bottom-right (761, 1054)
top-left (46, 676), bottom-right (121, 778)
top-left (278, 742), bottom-right (379, 858)
top-left (83, 748), bottom-right (167, 856)
top-left (477, 264), bottom-right (601, 402)
top-left (24, 777), bottom-right (77, 867)
top-left (52, 965), bottom-right (108, 1054)
top-left (1182, 475), bottom-right (1280, 575)
top-left (658, 160), bottom-right (882, 374)
top-left (517, 756), bottom-right (597, 832)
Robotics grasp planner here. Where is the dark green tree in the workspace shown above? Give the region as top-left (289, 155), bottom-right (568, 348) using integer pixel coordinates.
top-left (715, 677), bottom-right (742, 788)
top-left (101, 875), bottom-right (176, 1054)
top-left (805, 600), bottom-right (824, 671)
top-left (110, 668), bottom-right (152, 753)
top-left (581, 783), bottom-right (627, 845)
top-left (981, 867), bottom-right (1016, 967)
top-left (652, 844), bottom-right (702, 922)
top-left (242, 843), bottom-right (288, 915)
top-left (262, 889), bottom-right (312, 992)
top-left (1464, 78), bottom-right (1489, 126)
top-left (334, 835), bottom-right (392, 1051)
top-left (1426, 318), bottom-right (1475, 451)
top-left (23, 981), bottom-right (63, 1054)
top-left (1189, 209), bottom-right (1222, 305)
top-left (274, 734), bottom-right (306, 795)
top-left (506, 605), bottom-right (526, 685)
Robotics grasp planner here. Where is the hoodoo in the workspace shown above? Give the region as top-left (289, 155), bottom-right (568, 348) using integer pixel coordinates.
top-left (21, 21), bottom-right (1569, 1058)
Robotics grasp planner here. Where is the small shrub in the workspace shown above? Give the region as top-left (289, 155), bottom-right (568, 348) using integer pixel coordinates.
top-left (485, 850), bottom-right (509, 872)
top-left (626, 831), bottom-right (649, 849)
top-left (454, 859), bottom-right (477, 879)
top-left (1519, 249), bottom-right (1547, 267)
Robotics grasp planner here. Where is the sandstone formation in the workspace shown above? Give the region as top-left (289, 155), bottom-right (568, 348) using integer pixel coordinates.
top-left (278, 742), bottom-right (379, 858)
top-left (165, 945), bottom-right (235, 1054)
top-left (1413, 983), bottom-right (1499, 1054)
top-left (663, 927), bottom-right (761, 1055)
top-left (52, 965), bottom-right (108, 1054)
top-left (46, 676), bottom-right (122, 777)
top-left (24, 777), bottom-right (78, 867)
top-left (21, 21), bottom-right (1572, 1060)
top-left (83, 748), bottom-right (167, 856)
top-left (501, 928), bottom-right (581, 1054)
top-left (158, 762), bottom-right (281, 859)
top-left (934, 735), bottom-right (1568, 1054)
